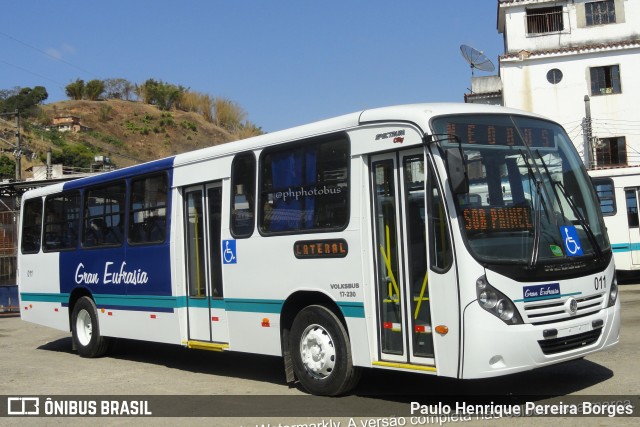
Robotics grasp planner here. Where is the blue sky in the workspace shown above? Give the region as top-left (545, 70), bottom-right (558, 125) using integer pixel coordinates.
top-left (1, 1), bottom-right (502, 133)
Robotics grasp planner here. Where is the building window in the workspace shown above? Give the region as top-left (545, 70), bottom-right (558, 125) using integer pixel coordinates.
top-left (547, 68), bottom-right (563, 84)
top-left (590, 65), bottom-right (621, 95)
top-left (526, 6), bottom-right (564, 34)
top-left (595, 137), bottom-right (627, 167)
top-left (586, 0), bottom-right (616, 26)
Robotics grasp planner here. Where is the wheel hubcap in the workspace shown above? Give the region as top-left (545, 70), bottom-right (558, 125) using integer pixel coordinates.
top-left (300, 324), bottom-right (336, 379)
top-left (76, 309), bottom-right (92, 346)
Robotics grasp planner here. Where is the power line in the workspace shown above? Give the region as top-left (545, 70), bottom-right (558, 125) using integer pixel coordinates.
top-left (0, 58), bottom-right (66, 87)
top-left (0, 30), bottom-right (100, 79)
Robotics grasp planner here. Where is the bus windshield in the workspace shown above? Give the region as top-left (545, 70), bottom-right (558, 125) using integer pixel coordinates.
top-left (431, 114), bottom-right (610, 269)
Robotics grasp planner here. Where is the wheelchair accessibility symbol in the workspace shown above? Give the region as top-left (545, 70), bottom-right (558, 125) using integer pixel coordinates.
top-left (222, 240), bottom-right (237, 264)
top-left (560, 226), bottom-right (583, 257)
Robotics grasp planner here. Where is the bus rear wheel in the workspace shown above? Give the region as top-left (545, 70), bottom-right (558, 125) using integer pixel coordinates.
top-left (71, 296), bottom-right (110, 358)
top-left (290, 305), bottom-right (360, 396)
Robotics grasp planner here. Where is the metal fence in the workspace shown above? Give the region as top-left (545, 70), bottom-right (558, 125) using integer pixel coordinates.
top-left (0, 210), bottom-right (18, 312)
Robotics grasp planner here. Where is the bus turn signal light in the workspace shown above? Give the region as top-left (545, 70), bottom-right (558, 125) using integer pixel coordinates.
top-left (435, 325), bottom-right (449, 335)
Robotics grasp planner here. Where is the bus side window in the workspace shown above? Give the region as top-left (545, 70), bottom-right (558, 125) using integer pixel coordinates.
top-left (43, 191), bottom-right (80, 251)
top-left (129, 173), bottom-right (168, 245)
top-left (21, 198), bottom-right (43, 254)
top-left (428, 165), bottom-right (452, 271)
top-left (231, 152), bottom-right (256, 238)
top-left (625, 189), bottom-right (638, 228)
top-left (83, 182), bottom-right (126, 247)
top-left (592, 178), bottom-right (616, 216)
top-left (259, 134), bottom-right (349, 234)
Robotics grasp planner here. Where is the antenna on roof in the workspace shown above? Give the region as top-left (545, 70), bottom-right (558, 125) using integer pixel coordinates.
top-left (460, 44), bottom-right (495, 76)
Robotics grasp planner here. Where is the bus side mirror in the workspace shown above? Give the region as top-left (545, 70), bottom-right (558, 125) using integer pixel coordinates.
top-left (446, 148), bottom-right (469, 194)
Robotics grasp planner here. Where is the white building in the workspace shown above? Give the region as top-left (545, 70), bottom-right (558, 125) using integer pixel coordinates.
top-left (494, 0), bottom-right (640, 168)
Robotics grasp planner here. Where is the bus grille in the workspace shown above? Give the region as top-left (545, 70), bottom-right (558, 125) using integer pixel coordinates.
top-left (522, 293), bottom-right (605, 325)
top-left (538, 329), bottom-right (602, 355)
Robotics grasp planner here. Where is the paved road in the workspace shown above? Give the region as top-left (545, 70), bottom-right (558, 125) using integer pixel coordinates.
top-left (1, 284), bottom-right (639, 426)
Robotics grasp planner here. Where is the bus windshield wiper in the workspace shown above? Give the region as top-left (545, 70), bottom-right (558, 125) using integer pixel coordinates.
top-left (535, 150), bottom-right (566, 220)
top-left (534, 151), bottom-right (603, 261)
top-left (530, 180), bottom-right (542, 268)
top-left (520, 150), bottom-right (545, 268)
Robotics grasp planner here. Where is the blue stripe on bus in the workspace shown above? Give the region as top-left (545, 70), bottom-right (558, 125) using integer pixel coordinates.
top-left (611, 242), bottom-right (640, 253)
top-left (96, 304), bottom-right (175, 313)
top-left (93, 294), bottom-right (179, 309)
top-left (224, 298), bottom-right (284, 313)
top-left (20, 293), bottom-right (365, 318)
top-left (20, 292), bottom-right (71, 303)
top-left (337, 301), bottom-right (365, 318)
top-left (185, 298), bottom-right (227, 309)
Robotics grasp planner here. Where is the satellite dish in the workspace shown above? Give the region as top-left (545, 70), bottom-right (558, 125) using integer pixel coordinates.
top-left (460, 44), bottom-right (495, 75)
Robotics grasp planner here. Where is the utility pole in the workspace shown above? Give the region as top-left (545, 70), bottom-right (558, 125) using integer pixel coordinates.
top-left (14, 110), bottom-right (21, 180)
top-left (46, 149), bottom-right (52, 180)
top-left (582, 95), bottom-right (592, 169)
top-left (0, 110), bottom-right (22, 180)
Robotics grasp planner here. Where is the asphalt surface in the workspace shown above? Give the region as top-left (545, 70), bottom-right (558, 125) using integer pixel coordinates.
top-left (1, 284), bottom-right (639, 426)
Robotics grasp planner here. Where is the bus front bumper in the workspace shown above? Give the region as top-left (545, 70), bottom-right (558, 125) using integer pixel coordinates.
top-left (460, 300), bottom-right (620, 379)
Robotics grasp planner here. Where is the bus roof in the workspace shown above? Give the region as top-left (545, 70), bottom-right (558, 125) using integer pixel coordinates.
top-left (173, 103), bottom-right (548, 166)
top-left (22, 103), bottom-right (549, 198)
top-left (588, 165), bottom-right (640, 178)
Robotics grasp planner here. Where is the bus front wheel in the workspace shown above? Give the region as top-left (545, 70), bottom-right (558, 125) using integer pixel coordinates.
top-left (290, 305), bottom-right (360, 396)
top-left (71, 296), bottom-right (110, 358)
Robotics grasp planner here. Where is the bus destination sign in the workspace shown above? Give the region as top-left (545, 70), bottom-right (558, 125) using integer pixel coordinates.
top-left (294, 239), bottom-right (349, 259)
top-left (445, 122), bottom-right (555, 148)
top-left (463, 206), bottom-right (533, 233)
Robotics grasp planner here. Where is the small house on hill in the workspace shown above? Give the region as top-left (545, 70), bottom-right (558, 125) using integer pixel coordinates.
top-left (48, 116), bottom-right (91, 133)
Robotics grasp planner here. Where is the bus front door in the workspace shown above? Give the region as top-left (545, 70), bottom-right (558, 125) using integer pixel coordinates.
top-left (625, 188), bottom-right (640, 266)
top-left (370, 149), bottom-right (459, 374)
top-left (184, 182), bottom-right (229, 344)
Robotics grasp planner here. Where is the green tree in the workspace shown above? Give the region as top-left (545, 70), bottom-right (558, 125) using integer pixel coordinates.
top-left (0, 155), bottom-right (16, 179)
top-left (0, 86), bottom-right (48, 116)
top-left (138, 79), bottom-right (185, 111)
top-left (104, 78), bottom-right (134, 100)
top-left (0, 87), bottom-right (19, 101)
top-left (85, 79), bottom-right (105, 101)
top-left (65, 79), bottom-right (85, 100)
top-left (50, 143), bottom-right (97, 169)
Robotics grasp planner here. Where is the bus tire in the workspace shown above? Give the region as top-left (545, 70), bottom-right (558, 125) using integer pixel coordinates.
top-left (71, 296), bottom-right (110, 358)
top-left (290, 305), bottom-right (360, 396)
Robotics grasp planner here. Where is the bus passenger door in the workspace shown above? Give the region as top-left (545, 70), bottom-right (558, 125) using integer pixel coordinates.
top-left (624, 188), bottom-right (640, 266)
top-left (370, 150), bottom-right (459, 372)
top-left (184, 182), bottom-right (228, 343)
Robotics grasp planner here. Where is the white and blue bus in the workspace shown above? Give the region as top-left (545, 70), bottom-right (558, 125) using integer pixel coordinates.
top-left (589, 166), bottom-right (640, 277)
top-left (18, 103), bottom-right (620, 396)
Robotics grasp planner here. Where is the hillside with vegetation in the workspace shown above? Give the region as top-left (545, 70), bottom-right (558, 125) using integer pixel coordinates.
top-left (0, 79), bottom-right (263, 179)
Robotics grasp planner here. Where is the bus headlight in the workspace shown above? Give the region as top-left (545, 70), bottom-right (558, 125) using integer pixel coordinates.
top-left (476, 275), bottom-right (523, 325)
top-left (496, 299), bottom-right (515, 321)
top-left (607, 274), bottom-right (618, 307)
